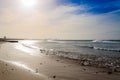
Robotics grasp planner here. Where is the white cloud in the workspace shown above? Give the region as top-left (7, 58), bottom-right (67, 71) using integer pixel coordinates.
top-left (0, 0), bottom-right (120, 39)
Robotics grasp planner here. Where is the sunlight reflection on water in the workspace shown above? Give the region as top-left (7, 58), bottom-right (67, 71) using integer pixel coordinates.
top-left (15, 44), bottom-right (35, 55)
top-left (20, 40), bottom-right (38, 45)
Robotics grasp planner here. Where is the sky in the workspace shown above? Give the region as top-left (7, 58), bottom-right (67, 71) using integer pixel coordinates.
top-left (0, 0), bottom-right (120, 40)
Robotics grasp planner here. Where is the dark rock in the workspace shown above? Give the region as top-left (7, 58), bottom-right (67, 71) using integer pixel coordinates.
top-left (36, 68), bottom-right (38, 73)
top-left (83, 68), bottom-right (86, 71)
top-left (56, 60), bottom-right (60, 62)
top-left (96, 72), bottom-right (98, 74)
top-left (2, 72), bottom-right (4, 74)
top-left (107, 71), bottom-right (112, 75)
top-left (53, 75), bottom-right (56, 78)
top-left (40, 63), bottom-right (42, 65)
top-left (11, 68), bottom-right (14, 70)
top-left (83, 61), bottom-right (90, 66)
top-left (63, 66), bottom-right (66, 68)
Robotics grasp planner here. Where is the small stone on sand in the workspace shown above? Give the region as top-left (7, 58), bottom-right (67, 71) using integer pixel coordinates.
top-left (2, 72), bottom-right (4, 74)
top-left (40, 63), bottom-right (42, 65)
top-left (5, 64), bottom-right (8, 66)
top-left (56, 60), bottom-right (60, 62)
top-left (96, 72), bottom-right (98, 74)
top-left (36, 69), bottom-right (38, 73)
top-left (83, 68), bottom-right (86, 71)
top-left (53, 75), bottom-right (56, 78)
top-left (11, 68), bottom-right (14, 70)
top-left (107, 71), bottom-right (112, 75)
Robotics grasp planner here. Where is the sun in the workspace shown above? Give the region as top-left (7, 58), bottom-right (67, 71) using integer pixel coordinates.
top-left (21, 0), bottom-right (37, 8)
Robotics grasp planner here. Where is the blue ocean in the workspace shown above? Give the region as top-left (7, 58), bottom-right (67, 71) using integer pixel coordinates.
top-left (20, 40), bottom-right (120, 59)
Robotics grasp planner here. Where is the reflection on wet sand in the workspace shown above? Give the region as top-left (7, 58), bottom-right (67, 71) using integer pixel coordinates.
top-left (10, 61), bottom-right (34, 72)
top-left (0, 59), bottom-right (50, 80)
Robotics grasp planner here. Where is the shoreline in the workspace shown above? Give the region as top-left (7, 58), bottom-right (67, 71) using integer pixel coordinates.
top-left (39, 47), bottom-right (120, 72)
top-left (0, 42), bottom-right (120, 80)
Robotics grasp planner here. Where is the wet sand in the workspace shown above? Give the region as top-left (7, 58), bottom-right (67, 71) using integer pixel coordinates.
top-left (0, 42), bottom-right (120, 80)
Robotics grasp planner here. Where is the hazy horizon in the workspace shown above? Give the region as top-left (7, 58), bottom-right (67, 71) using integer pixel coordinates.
top-left (0, 0), bottom-right (120, 40)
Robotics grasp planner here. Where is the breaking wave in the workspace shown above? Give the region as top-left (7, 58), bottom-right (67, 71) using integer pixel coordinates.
top-left (92, 40), bottom-right (120, 43)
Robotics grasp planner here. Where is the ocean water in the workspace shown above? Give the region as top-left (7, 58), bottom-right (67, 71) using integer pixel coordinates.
top-left (19, 40), bottom-right (120, 59)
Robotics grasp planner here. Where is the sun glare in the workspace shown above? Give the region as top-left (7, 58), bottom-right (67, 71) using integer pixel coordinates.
top-left (21, 0), bottom-right (37, 8)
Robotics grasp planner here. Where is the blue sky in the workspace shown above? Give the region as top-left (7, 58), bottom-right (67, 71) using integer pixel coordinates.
top-left (57, 0), bottom-right (120, 14)
top-left (0, 0), bottom-right (120, 39)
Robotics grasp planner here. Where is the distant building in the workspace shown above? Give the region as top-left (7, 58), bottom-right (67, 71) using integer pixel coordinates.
top-left (3, 36), bottom-right (7, 40)
top-left (0, 36), bottom-right (7, 41)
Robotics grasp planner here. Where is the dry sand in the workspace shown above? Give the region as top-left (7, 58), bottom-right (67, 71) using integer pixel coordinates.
top-left (0, 42), bottom-right (120, 80)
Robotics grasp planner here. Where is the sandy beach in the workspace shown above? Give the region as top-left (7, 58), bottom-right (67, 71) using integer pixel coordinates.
top-left (0, 42), bottom-right (120, 80)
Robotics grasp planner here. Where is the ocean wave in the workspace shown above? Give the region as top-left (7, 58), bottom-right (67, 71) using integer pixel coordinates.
top-left (93, 47), bottom-right (120, 52)
top-left (92, 40), bottom-right (120, 43)
top-left (20, 40), bottom-right (120, 54)
top-left (76, 45), bottom-right (120, 52)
